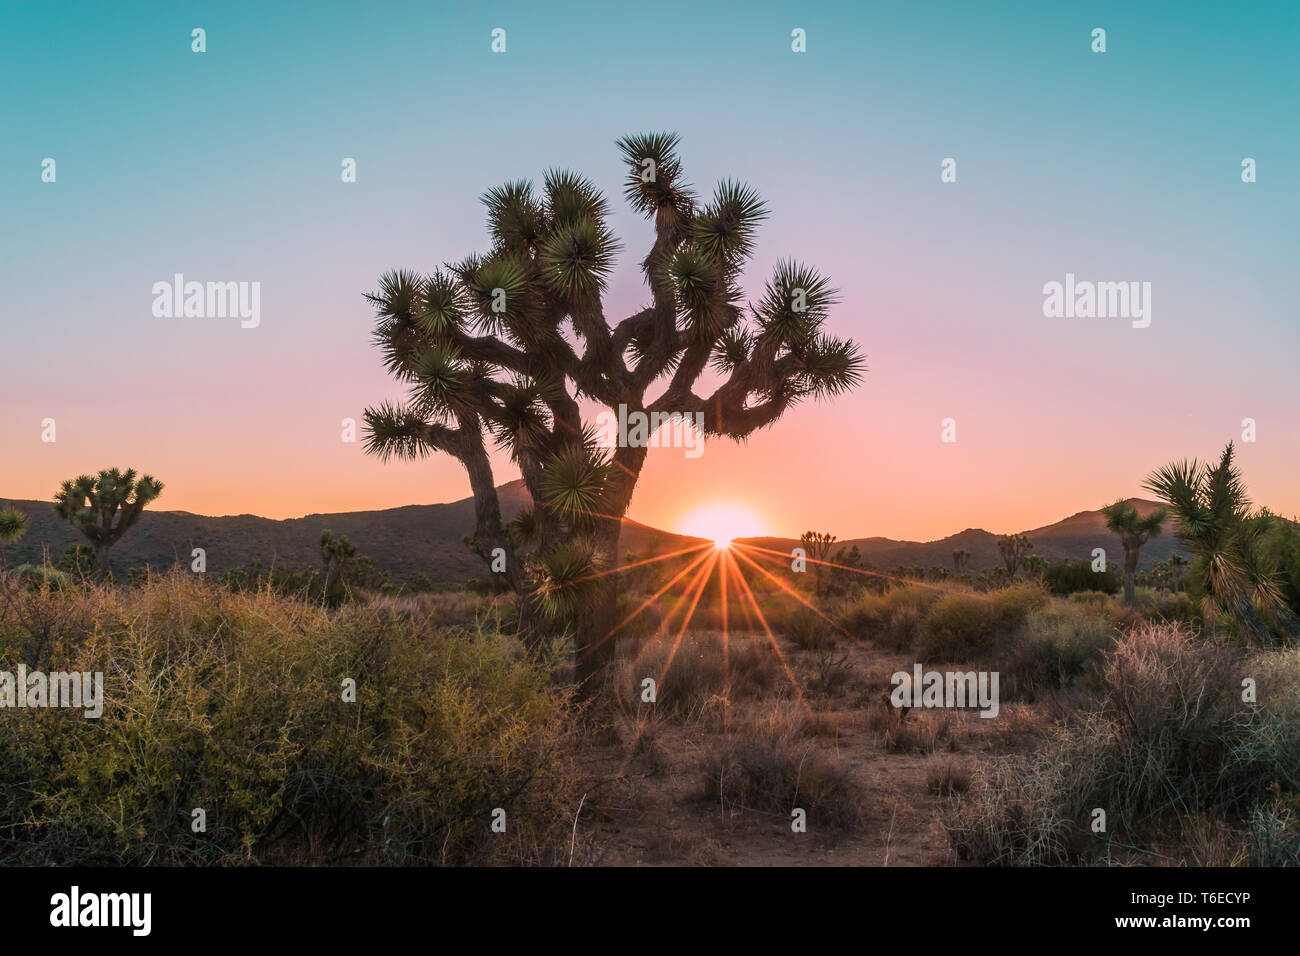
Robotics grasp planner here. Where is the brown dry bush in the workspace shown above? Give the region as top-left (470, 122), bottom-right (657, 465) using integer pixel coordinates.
top-left (927, 759), bottom-right (972, 797)
top-left (701, 734), bottom-right (862, 833)
top-left (946, 624), bottom-right (1300, 865)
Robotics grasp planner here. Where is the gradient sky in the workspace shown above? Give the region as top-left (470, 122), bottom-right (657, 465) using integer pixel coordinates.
top-left (2, 1), bottom-right (1297, 541)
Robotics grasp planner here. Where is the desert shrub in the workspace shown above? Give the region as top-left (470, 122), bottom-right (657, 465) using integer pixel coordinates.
top-left (619, 631), bottom-right (780, 718)
top-left (367, 590), bottom-right (493, 629)
top-left (1067, 590), bottom-right (1118, 615)
top-left (1259, 515), bottom-right (1300, 619)
top-left (741, 700), bottom-right (818, 741)
top-left (928, 759), bottom-right (972, 797)
top-left (884, 710), bottom-right (958, 755)
top-left (10, 564), bottom-right (71, 591)
top-left (806, 649), bottom-right (854, 697)
top-left (0, 571), bottom-right (578, 866)
top-left (1042, 559), bottom-right (1120, 596)
top-left (996, 605), bottom-right (1116, 701)
top-left (987, 583), bottom-right (1049, 627)
top-left (947, 624), bottom-right (1300, 865)
top-left (1132, 587), bottom-right (1198, 626)
top-left (786, 607), bottom-right (835, 650)
top-left (838, 584), bottom-right (940, 649)
top-left (1247, 804), bottom-right (1300, 865)
top-left (701, 734), bottom-right (861, 832)
top-left (919, 593), bottom-right (999, 660)
top-left (751, 591), bottom-right (804, 634)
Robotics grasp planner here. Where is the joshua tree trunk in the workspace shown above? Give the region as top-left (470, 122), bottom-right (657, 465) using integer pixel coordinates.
top-left (95, 543), bottom-right (113, 578)
top-left (575, 568), bottom-right (619, 694)
top-left (1123, 545), bottom-right (1139, 608)
top-left (573, 510), bottom-right (625, 695)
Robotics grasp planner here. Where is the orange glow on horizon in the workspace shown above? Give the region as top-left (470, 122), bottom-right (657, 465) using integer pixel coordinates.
top-left (676, 501), bottom-right (768, 549)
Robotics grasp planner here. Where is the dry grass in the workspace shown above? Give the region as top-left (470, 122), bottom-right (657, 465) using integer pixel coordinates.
top-left (946, 623), bottom-right (1300, 865)
top-left (701, 733), bottom-right (862, 835)
top-left (927, 759), bottom-right (972, 797)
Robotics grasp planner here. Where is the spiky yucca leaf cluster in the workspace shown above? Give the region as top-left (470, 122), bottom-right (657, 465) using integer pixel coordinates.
top-left (533, 540), bottom-right (604, 625)
top-left (0, 508), bottom-right (28, 546)
top-left (1144, 442), bottom-right (1297, 643)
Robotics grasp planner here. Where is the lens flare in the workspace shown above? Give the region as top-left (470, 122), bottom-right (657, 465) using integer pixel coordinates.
top-left (677, 502), bottom-right (767, 549)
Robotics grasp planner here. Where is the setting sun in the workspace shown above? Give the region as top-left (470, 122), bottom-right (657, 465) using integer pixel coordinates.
top-left (677, 502), bottom-right (768, 549)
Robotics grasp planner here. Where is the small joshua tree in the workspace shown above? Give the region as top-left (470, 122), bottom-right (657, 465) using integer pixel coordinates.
top-left (800, 531), bottom-right (837, 597)
top-left (0, 507), bottom-right (28, 567)
top-left (1101, 499), bottom-right (1167, 608)
top-left (363, 133), bottom-right (865, 689)
top-left (951, 549), bottom-right (970, 574)
top-left (996, 533), bottom-right (1033, 577)
top-left (52, 468), bottom-right (163, 576)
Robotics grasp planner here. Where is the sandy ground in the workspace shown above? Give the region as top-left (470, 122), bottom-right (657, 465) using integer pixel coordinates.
top-left (571, 637), bottom-right (1049, 866)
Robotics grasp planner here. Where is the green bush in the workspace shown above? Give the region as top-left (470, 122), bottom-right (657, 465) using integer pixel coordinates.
top-left (1042, 559), bottom-right (1120, 596)
top-left (919, 592), bottom-right (1006, 660)
top-left (10, 564), bottom-right (71, 591)
top-left (838, 584), bottom-right (940, 649)
top-left (987, 583), bottom-right (1049, 627)
top-left (997, 605), bottom-right (1116, 700)
top-left (0, 571), bottom-right (578, 865)
top-left (1132, 586), bottom-right (1198, 625)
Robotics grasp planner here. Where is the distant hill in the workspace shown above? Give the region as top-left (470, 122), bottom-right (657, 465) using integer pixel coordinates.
top-left (0, 487), bottom-right (1183, 581)
top-left (737, 499), bottom-right (1184, 573)
top-left (1, 479), bottom-right (709, 581)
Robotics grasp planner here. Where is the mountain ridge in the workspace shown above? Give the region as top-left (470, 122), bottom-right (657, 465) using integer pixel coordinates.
top-left (0, 485), bottom-right (1183, 579)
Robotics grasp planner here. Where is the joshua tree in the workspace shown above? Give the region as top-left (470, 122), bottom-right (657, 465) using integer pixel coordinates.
top-left (363, 133), bottom-right (864, 688)
top-left (951, 549), bottom-right (970, 574)
top-left (1144, 442), bottom-right (1297, 643)
top-left (1166, 552), bottom-right (1189, 591)
top-left (799, 531), bottom-right (837, 597)
top-left (1101, 499), bottom-right (1167, 608)
top-left (320, 529), bottom-right (357, 608)
top-left (1022, 553), bottom-right (1047, 582)
top-left (52, 469), bottom-right (163, 576)
top-left (996, 533), bottom-right (1033, 577)
top-left (0, 507), bottom-right (28, 567)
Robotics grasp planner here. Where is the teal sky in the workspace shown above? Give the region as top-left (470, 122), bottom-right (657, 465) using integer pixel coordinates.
top-left (2, 1), bottom-right (1296, 539)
